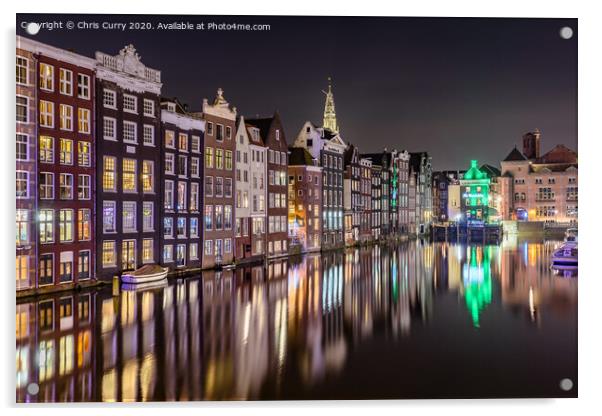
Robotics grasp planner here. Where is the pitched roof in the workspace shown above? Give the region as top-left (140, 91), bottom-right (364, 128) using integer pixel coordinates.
top-left (288, 147), bottom-right (316, 166)
top-left (361, 152), bottom-right (390, 167)
top-left (503, 147), bottom-right (527, 162)
top-left (480, 164), bottom-right (501, 177)
top-left (245, 116), bottom-right (273, 140)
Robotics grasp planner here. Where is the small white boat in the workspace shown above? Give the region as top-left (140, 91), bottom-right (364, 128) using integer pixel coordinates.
top-left (121, 264), bottom-right (168, 284)
top-left (121, 279), bottom-right (168, 292)
top-left (551, 229), bottom-right (577, 268)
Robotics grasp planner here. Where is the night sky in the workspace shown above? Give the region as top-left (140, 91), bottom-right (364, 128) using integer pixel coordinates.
top-left (17, 14), bottom-right (577, 170)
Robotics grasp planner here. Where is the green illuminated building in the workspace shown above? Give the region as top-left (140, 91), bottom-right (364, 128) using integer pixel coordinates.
top-left (459, 160), bottom-right (491, 223)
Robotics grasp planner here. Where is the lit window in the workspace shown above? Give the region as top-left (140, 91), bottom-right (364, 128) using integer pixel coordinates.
top-left (103, 201), bottom-right (116, 233)
top-left (189, 243), bottom-right (198, 260)
top-left (143, 202), bottom-right (154, 231)
top-left (142, 239), bottom-right (153, 263)
top-left (103, 156), bottom-right (116, 191)
top-left (216, 149), bottom-right (223, 169)
top-left (40, 100), bottom-right (54, 127)
top-left (205, 147), bottom-right (214, 168)
top-left (165, 130), bottom-right (175, 148)
top-left (164, 180), bottom-right (174, 210)
top-left (102, 241), bottom-right (116, 267)
top-left (40, 209), bottom-right (54, 243)
top-left (59, 138), bottom-right (73, 165)
top-left (225, 150), bottom-right (233, 170)
top-left (178, 133), bottom-right (188, 151)
top-left (205, 205), bottom-right (213, 230)
top-left (16, 209), bottom-right (29, 245)
top-left (78, 209), bottom-right (91, 241)
top-left (142, 161), bottom-right (154, 193)
top-left (163, 245), bottom-right (173, 263)
top-left (177, 182), bottom-right (187, 210)
top-left (59, 209), bottom-right (74, 242)
top-left (40, 63), bottom-right (54, 91)
top-left (59, 104), bottom-right (73, 131)
top-left (177, 217), bottom-right (186, 238)
top-left (164, 217), bottom-right (173, 238)
top-left (78, 142), bottom-right (91, 167)
top-left (78, 108), bottom-right (90, 134)
top-left (122, 201), bottom-right (136, 233)
top-left (122, 159), bottom-right (137, 192)
top-left (190, 183), bottom-right (199, 211)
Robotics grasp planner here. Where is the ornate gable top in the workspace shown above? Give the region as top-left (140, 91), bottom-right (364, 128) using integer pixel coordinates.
top-left (96, 44), bottom-right (161, 83)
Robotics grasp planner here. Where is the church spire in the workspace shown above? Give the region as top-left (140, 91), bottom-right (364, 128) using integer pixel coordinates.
top-left (322, 77), bottom-right (339, 133)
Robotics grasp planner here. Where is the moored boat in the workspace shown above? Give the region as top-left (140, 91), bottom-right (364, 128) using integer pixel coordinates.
top-left (121, 264), bottom-right (168, 284)
top-left (551, 229), bottom-right (577, 268)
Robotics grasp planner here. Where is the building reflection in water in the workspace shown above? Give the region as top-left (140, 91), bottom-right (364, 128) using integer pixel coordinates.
top-left (16, 238), bottom-right (576, 402)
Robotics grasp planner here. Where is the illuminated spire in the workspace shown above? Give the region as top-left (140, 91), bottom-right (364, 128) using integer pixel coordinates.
top-left (322, 77), bottom-right (339, 133)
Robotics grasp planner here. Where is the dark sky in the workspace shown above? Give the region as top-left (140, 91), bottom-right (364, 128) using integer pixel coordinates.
top-left (17, 14), bottom-right (577, 170)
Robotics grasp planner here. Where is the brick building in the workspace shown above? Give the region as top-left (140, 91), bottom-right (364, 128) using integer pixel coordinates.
top-left (95, 44), bottom-right (162, 279)
top-left (247, 113), bottom-right (289, 258)
top-left (343, 144), bottom-right (360, 245)
top-left (160, 98), bottom-right (204, 271)
top-left (199, 89), bottom-right (237, 268)
top-left (288, 147), bottom-right (323, 253)
top-left (21, 37), bottom-right (97, 290)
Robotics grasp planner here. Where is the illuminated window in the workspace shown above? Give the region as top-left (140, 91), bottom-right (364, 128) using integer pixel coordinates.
top-left (177, 182), bottom-right (187, 210)
top-left (103, 156), bottom-right (116, 191)
top-left (164, 217), bottom-right (173, 238)
top-left (216, 149), bottom-right (223, 169)
top-left (40, 100), bottom-right (54, 127)
top-left (40, 63), bottom-right (54, 91)
top-left (190, 183), bottom-right (199, 211)
top-left (103, 201), bottom-right (116, 233)
top-left (165, 130), bottom-right (175, 148)
top-left (178, 133), bottom-right (188, 151)
top-left (205, 147), bottom-right (215, 168)
top-left (39, 256), bottom-right (54, 286)
top-left (205, 205), bottom-right (213, 230)
top-left (190, 243), bottom-right (198, 260)
top-left (190, 218), bottom-right (199, 237)
top-left (78, 251), bottom-right (90, 280)
top-left (16, 255), bottom-right (28, 287)
top-left (122, 201), bottom-right (136, 233)
top-left (122, 159), bottom-right (137, 192)
top-left (78, 108), bottom-right (90, 134)
top-left (164, 180), bottom-right (174, 210)
top-left (224, 205), bottom-right (232, 230)
top-left (142, 160), bottom-right (154, 193)
top-left (225, 150), bottom-right (233, 170)
top-left (177, 217), bottom-right (186, 238)
top-left (142, 239), bottom-right (153, 263)
top-left (78, 209), bottom-right (91, 241)
top-left (59, 253), bottom-right (73, 283)
top-left (78, 141), bottom-right (91, 167)
top-left (163, 245), bottom-right (173, 263)
top-left (102, 241), bottom-right (116, 267)
top-left (59, 138), bottom-right (73, 165)
top-left (215, 205), bottom-right (223, 230)
top-left (143, 202), bottom-right (154, 231)
top-left (59, 68), bottom-right (73, 95)
top-left (16, 209), bottom-right (29, 245)
top-left (59, 209), bottom-right (74, 242)
top-left (59, 104), bottom-right (73, 130)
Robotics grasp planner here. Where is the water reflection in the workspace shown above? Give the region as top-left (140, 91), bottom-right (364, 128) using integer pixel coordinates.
top-left (16, 238), bottom-right (577, 402)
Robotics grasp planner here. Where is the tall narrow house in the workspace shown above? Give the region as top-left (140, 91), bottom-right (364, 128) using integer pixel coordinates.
top-left (20, 37), bottom-right (97, 291)
top-left (95, 45), bottom-right (162, 279)
top-left (200, 89), bottom-right (237, 268)
top-left (160, 98), bottom-right (204, 271)
top-left (246, 113), bottom-right (289, 259)
top-left (16, 37), bottom-right (39, 292)
top-left (293, 79), bottom-right (346, 250)
top-left (343, 144), bottom-right (360, 245)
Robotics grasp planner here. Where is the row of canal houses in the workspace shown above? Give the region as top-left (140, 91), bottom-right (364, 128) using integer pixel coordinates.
top-left (16, 37), bottom-right (433, 295)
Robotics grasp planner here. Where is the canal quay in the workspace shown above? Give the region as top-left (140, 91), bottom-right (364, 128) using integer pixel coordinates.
top-left (16, 237), bottom-right (577, 402)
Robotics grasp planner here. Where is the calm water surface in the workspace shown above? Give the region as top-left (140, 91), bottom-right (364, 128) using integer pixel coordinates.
top-left (16, 237), bottom-right (577, 402)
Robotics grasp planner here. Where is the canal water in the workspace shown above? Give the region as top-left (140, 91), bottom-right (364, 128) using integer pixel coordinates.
top-left (16, 237), bottom-right (577, 402)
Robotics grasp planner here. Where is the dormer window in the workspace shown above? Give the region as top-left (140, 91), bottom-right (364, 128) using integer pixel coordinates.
top-left (306, 126), bottom-right (310, 133)
top-left (167, 102), bottom-right (176, 112)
